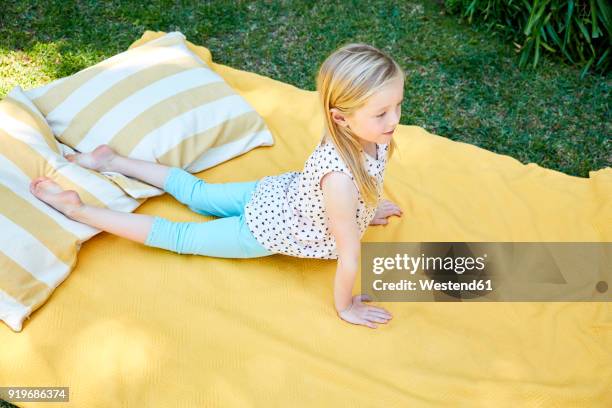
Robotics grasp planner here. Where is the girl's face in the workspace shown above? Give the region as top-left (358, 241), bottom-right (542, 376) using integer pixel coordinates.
top-left (331, 75), bottom-right (404, 145)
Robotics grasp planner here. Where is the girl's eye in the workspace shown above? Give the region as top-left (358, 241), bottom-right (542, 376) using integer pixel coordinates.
top-left (377, 112), bottom-right (385, 118)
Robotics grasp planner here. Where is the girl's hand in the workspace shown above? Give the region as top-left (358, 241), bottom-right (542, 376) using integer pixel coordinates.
top-left (337, 294), bottom-right (393, 329)
top-left (370, 199), bottom-right (403, 226)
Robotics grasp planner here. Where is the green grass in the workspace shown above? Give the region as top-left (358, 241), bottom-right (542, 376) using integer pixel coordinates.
top-left (0, 399), bottom-right (18, 408)
top-left (0, 0), bottom-right (609, 177)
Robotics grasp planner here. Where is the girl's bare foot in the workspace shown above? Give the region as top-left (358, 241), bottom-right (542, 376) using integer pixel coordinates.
top-left (29, 177), bottom-right (84, 219)
top-left (64, 144), bottom-right (118, 172)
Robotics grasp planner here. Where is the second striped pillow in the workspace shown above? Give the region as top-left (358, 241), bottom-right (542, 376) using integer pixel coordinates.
top-left (25, 31), bottom-right (274, 198)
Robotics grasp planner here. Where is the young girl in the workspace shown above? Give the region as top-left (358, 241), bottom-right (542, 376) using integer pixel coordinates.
top-left (29, 43), bottom-right (404, 329)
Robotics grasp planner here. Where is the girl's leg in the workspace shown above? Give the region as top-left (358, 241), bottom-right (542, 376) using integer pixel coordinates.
top-left (145, 213), bottom-right (273, 258)
top-left (67, 145), bottom-right (260, 218)
top-left (162, 167), bottom-right (259, 217)
top-left (29, 176), bottom-right (273, 258)
top-left (65, 144), bottom-right (171, 190)
top-left (30, 177), bottom-right (153, 244)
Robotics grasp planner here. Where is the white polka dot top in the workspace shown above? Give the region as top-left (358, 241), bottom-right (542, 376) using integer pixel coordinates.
top-left (244, 137), bottom-right (389, 259)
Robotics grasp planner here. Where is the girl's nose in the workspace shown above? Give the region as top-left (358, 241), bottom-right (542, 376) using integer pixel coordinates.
top-left (389, 113), bottom-right (400, 127)
top-left (390, 109), bottom-right (401, 125)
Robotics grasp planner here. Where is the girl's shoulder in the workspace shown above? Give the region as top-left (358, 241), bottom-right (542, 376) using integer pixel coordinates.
top-left (311, 137), bottom-right (343, 160)
top-left (305, 136), bottom-right (336, 162)
top-left (306, 139), bottom-right (353, 180)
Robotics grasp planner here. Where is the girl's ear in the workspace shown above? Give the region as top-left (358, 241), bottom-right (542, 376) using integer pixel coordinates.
top-left (330, 108), bottom-right (349, 128)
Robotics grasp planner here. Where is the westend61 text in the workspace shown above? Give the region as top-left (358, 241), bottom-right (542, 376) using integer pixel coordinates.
top-left (372, 279), bottom-right (494, 291)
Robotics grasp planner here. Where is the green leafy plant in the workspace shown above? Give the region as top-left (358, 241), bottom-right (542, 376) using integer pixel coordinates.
top-left (444, 0), bottom-right (611, 78)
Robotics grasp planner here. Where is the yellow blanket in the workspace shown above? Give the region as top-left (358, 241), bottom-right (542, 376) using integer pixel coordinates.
top-left (2, 31), bottom-right (611, 407)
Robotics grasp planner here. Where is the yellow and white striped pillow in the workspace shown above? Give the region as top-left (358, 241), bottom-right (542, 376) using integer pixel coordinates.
top-left (0, 86), bottom-right (142, 332)
top-left (25, 31), bottom-right (274, 199)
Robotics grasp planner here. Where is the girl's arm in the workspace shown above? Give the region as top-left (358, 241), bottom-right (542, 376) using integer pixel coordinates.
top-left (321, 171), bottom-right (360, 313)
top-left (321, 172), bottom-right (393, 328)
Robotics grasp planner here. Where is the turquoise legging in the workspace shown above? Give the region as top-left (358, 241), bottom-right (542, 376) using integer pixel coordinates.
top-left (144, 167), bottom-right (275, 258)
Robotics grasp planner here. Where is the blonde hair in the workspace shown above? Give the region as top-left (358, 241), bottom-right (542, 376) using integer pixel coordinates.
top-left (316, 43), bottom-right (404, 207)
